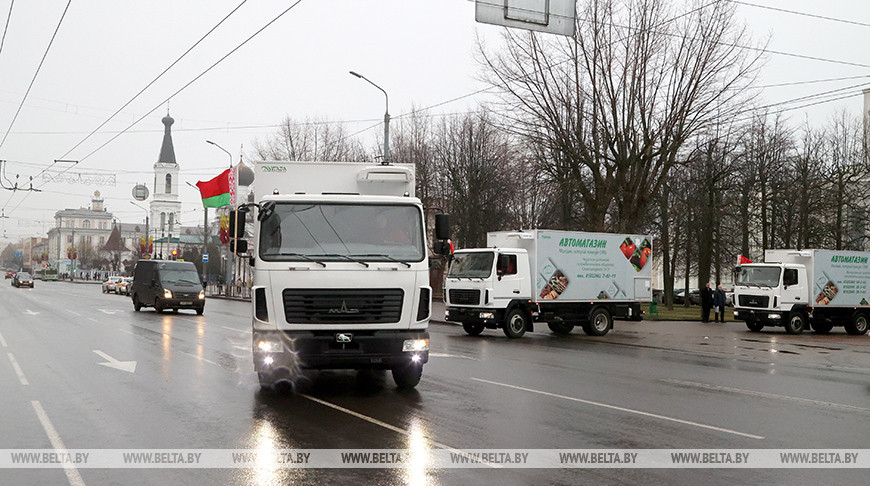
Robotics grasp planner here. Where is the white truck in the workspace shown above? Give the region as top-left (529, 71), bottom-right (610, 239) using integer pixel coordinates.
top-left (247, 161), bottom-right (450, 390)
top-left (444, 230), bottom-right (653, 338)
top-left (733, 249), bottom-right (870, 335)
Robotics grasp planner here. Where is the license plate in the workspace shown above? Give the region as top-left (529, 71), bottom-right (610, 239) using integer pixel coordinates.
top-left (180, 301), bottom-right (192, 305)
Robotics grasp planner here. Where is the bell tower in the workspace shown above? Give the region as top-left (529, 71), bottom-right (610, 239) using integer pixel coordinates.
top-left (149, 112), bottom-right (181, 253)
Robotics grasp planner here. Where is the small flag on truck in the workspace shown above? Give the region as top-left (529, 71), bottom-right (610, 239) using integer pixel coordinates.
top-left (738, 254), bottom-right (752, 264)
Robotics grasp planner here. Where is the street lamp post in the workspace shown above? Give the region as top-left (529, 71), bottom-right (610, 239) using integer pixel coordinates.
top-left (350, 71), bottom-right (390, 164)
top-left (130, 201), bottom-right (150, 259)
top-left (206, 140), bottom-right (234, 296)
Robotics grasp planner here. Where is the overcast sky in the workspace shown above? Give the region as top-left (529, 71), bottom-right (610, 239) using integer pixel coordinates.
top-left (1, 0), bottom-right (869, 242)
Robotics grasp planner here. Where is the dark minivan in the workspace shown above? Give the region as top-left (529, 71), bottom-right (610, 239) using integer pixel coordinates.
top-left (130, 260), bottom-right (205, 315)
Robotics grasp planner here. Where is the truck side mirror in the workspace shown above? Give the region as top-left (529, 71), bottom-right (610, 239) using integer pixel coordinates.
top-left (435, 213), bottom-right (450, 240)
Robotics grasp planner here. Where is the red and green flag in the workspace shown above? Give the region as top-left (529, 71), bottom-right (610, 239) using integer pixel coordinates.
top-left (196, 168), bottom-right (236, 208)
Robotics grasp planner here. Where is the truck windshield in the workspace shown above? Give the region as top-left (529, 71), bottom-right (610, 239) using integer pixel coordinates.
top-left (259, 203), bottom-right (425, 262)
top-left (448, 252), bottom-right (494, 279)
top-left (735, 266), bottom-right (781, 287)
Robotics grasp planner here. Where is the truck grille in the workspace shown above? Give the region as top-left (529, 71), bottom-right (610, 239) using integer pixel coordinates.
top-left (738, 295), bottom-right (769, 308)
top-left (282, 289), bottom-right (404, 324)
top-left (449, 289), bottom-right (480, 305)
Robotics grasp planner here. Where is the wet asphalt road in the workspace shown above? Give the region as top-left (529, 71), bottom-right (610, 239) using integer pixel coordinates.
top-left (1, 280), bottom-right (869, 485)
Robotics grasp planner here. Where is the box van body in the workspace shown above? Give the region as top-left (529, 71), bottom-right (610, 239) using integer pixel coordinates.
top-left (130, 260), bottom-right (205, 315)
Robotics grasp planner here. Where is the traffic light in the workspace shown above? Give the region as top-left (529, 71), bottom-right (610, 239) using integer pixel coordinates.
top-left (171, 249), bottom-right (178, 260)
top-left (228, 209), bottom-right (246, 239)
top-left (229, 239), bottom-right (248, 254)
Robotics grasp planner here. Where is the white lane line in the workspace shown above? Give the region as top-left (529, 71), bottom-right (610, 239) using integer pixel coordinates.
top-left (471, 377), bottom-right (764, 440)
top-left (7, 353), bottom-right (29, 385)
top-left (0, 331), bottom-right (7, 347)
top-left (663, 378), bottom-right (870, 414)
top-left (301, 394), bottom-right (501, 468)
top-left (221, 326), bottom-right (252, 334)
top-left (87, 318), bottom-right (98, 323)
top-left (66, 310), bottom-right (82, 317)
top-left (31, 401), bottom-right (86, 486)
top-left (429, 352), bottom-right (479, 361)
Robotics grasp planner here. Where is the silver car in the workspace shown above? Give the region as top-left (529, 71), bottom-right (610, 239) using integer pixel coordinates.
top-left (102, 276), bottom-right (124, 293)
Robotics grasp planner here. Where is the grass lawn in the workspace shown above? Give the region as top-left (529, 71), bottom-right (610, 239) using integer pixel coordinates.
top-left (642, 303), bottom-right (734, 321)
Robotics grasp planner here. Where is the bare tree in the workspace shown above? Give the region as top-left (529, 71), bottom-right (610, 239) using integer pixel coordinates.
top-left (478, 0), bottom-right (763, 232)
top-left (250, 115), bottom-right (368, 162)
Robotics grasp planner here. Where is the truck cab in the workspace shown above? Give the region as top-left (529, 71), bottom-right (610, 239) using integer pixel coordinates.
top-left (733, 263), bottom-right (809, 333)
top-left (444, 248), bottom-right (532, 336)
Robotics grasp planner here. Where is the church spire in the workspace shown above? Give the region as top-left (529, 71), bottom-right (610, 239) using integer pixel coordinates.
top-left (157, 112), bottom-right (177, 165)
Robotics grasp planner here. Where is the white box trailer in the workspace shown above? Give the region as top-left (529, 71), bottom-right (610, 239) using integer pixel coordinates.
top-left (445, 230), bottom-right (653, 338)
top-left (733, 249), bottom-right (870, 335)
top-left (248, 161), bottom-right (450, 390)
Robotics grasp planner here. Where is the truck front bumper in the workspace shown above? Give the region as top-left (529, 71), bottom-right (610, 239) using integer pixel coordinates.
top-left (253, 329), bottom-right (429, 384)
top-left (734, 309), bottom-right (784, 323)
top-left (445, 307), bottom-right (505, 326)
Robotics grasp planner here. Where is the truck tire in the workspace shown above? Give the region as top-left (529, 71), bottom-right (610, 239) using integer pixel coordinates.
top-left (547, 322), bottom-right (574, 335)
top-left (845, 312), bottom-right (870, 335)
top-left (583, 307), bottom-right (612, 336)
top-left (462, 322), bottom-right (485, 336)
top-left (810, 322), bottom-right (833, 334)
top-left (746, 320), bottom-right (764, 332)
top-left (392, 363), bottom-right (423, 389)
top-left (784, 311), bottom-right (805, 334)
top-left (503, 309), bottom-right (529, 338)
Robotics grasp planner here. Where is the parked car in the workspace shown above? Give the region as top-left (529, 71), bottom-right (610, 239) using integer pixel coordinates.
top-left (12, 272), bottom-right (33, 288)
top-left (674, 289), bottom-right (700, 305)
top-left (116, 277), bottom-right (133, 295)
top-left (102, 275), bottom-right (124, 293)
top-left (5, 270), bottom-right (15, 279)
top-left (725, 289), bottom-right (734, 307)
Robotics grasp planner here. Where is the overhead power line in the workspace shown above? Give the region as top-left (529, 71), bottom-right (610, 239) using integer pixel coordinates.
top-left (0, 0), bottom-right (71, 152)
top-left (731, 1), bottom-right (870, 30)
top-left (0, 0), bottom-right (13, 59)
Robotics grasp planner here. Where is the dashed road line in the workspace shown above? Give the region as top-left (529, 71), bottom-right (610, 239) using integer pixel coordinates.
top-left (8, 353), bottom-right (29, 385)
top-left (471, 377), bottom-right (764, 440)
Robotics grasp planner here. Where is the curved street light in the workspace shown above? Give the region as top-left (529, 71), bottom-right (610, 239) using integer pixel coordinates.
top-left (206, 140), bottom-right (233, 169)
top-left (350, 70), bottom-right (390, 164)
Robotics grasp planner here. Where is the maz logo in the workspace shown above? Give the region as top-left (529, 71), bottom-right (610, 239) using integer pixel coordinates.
top-left (328, 300), bottom-right (360, 314)
top-left (335, 333), bottom-right (353, 343)
top-left (261, 166), bottom-right (287, 173)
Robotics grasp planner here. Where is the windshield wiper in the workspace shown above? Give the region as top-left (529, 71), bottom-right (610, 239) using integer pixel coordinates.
top-left (277, 252), bottom-right (326, 267)
top-left (177, 279), bottom-right (200, 285)
top-left (351, 253), bottom-right (411, 268)
top-left (319, 254), bottom-right (369, 268)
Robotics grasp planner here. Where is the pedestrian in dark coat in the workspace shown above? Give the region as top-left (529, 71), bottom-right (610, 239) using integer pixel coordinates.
top-left (701, 282), bottom-right (714, 322)
top-left (713, 284), bottom-right (727, 323)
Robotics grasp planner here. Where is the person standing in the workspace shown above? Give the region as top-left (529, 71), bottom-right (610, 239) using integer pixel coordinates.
top-left (701, 282), bottom-right (714, 323)
top-left (713, 284), bottom-right (727, 323)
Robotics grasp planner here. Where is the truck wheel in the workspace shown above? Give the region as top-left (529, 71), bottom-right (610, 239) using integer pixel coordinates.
top-left (845, 312), bottom-right (870, 335)
top-left (810, 322), bottom-right (834, 334)
top-left (503, 309), bottom-right (528, 338)
top-left (583, 308), bottom-right (612, 336)
top-left (547, 322), bottom-right (574, 335)
top-left (392, 364), bottom-right (423, 389)
top-left (133, 295), bottom-right (142, 312)
top-left (784, 312), bottom-right (805, 334)
top-left (462, 322), bottom-right (485, 336)
top-left (746, 320), bottom-right (764, 332)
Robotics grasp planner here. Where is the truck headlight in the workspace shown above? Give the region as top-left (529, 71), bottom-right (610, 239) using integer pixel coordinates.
top-left (198, 290), bottom-right (205, 300)
top-left (402, 339), bottom-right (429, 352)
top-left (479, 312), bottom-right (495, 319)
top-left (768, 313), bottom-right (781, 320)
top-left (257, 339), bottom-right (283, 353)
top-left (163, 289), bottom-right (173, 299)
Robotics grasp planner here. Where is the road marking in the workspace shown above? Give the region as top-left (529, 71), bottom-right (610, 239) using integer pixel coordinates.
top-left (429, 352), bottom-right (480, 361)
top-left (0, 331), bottom-right (7, 347)
top-left (221, 326), bottom-right (252, 334)
top-left (23, 309), bottom-right (39, 315)
top-left (66, 310), bottom-right (82, 317)
top-left (663, 378), bottom-right (870, 414)
top-left (98, 309), bottom-right (118, 315)
top-left (301, 394), bottom-right (500, 468)
top-left (470, 377), bottom-right (764, 440)
top-left (7, 353), bottom-right (29, 385)
top-left (93, 350), bottom-right (137, 373)
top-left (87, 318), bottom-right (98, 323)
top-left (31, 401), bottom-right (86, 486)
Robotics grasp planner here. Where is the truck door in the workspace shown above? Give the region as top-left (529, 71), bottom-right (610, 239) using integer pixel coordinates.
top-left (780, 267), bottom-right (806, 310)
top-left (492, 253), bottom-right (521, 306)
